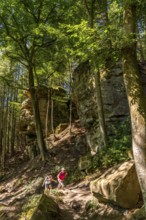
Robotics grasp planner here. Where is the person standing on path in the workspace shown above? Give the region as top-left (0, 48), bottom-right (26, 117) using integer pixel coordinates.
top-left (57, 167), bottom-right (68, 190)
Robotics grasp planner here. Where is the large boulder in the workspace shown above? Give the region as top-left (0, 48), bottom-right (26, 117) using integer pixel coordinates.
top-left (90, 161), bottom-right (141, 209)
top-left (18, 194), bottom-right (59, 220)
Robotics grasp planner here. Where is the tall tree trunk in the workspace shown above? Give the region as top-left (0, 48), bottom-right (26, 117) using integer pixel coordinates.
top-left (8, 88), bottom-right (15, 156)
top-left (69, 60), bottom-right (72, 134)
top-left (1, 85), bottom-right (8, 169)
top-left (2, 108), bottom-right (8, 169)
top-left (28, 65), bottom-right (47, 161)
top-left (10, 105), bottom-right (16, 156)
top-left (143, 28), bottom-right (146, 60)
top-left (137, 31), bottom-right (145, 61)
top-left (122, 2), bottom-right (146, 212)
top-left (51, 98), bottom-right (55, 136)
top-left (94, 67), bottom-right (108, 147)
top-left (83, 0), bottom-right (108, 148)
top-left (0, 88), bottom-right (4, 170)
top-left (4, 88), bottom-right (9, 156)
top-left (45, 90), bottom-right (50, 139)
top-left (48, 89), bottom-right (52, 132)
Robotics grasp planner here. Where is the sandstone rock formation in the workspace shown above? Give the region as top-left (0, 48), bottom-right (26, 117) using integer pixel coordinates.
top-left (72, 61), bottom-right (129, 154)
top-left (19, 86), bottom-right (48, 136)
top-left (78, 155), bottom-right (92, 175)
top-left (18, 194), bottom-right (58, 220)
top-left (90, 161), bottom-right (141, 209)
top-left (18, 86), bottom-right (72, 157)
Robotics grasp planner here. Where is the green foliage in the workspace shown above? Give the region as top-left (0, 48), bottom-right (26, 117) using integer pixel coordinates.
top-left (66, 169), bottom-right (83, 184)
top-left (0, 0), bottom-right (75, 90)
top-left (92, 118), bottom-right (132, 169)
top-left (85, 200), bottom-right (98, 212)
top-left (22, 195), bottom-right (41, 212)
top-left (61, 19), bottom-right (113, 65)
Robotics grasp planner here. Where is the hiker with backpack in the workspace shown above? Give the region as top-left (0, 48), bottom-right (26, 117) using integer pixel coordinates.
top-left (42, 175), bottom-right (57, 193)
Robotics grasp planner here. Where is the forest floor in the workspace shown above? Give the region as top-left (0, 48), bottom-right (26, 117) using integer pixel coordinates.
top-left (0, 120), bottom-right (140, 220)
top-left (0, 120), bottom-right (95, 219)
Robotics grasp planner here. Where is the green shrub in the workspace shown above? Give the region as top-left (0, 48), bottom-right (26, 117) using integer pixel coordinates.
top-left (92, 118), bottom-right (132, 169)
top-left (66, 169), bottom-right (84, 184)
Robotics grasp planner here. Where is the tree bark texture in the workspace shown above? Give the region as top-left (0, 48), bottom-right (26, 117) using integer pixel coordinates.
top-left (83, 0), bottom-right (108, 149)
top-left (94, 68), bottom-right (108, 147)
top-left (28, 65), bottom-right (47, 161)
top-left (122, 2), bottom-right (146, 211)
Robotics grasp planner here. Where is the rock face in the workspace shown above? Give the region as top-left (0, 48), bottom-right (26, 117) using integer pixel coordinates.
top-left (19, 86), bottom-right (48, 136)
top-left (19, 86), bottom-right (70, 135)
top-left (78, 155), bottom-right (92, 173)
top-left (18, 86), bottom-right (73, 157)
top-left (90, 161), bottom-right (141, 209)
top-left (72, 61), bottom-right (129, 154)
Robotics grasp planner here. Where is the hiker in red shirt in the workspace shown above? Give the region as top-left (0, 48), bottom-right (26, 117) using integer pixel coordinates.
top-left (57, 167), bottom-right (68, 190)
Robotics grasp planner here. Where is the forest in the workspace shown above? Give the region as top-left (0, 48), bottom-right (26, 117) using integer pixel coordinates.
top-left (0, 0), bottom-right (146, 219)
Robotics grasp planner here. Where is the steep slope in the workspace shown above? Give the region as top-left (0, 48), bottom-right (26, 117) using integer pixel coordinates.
top-left (0, 120), bottom-right (89, 219)
top-left (0, 120), bottom-right (143, 220)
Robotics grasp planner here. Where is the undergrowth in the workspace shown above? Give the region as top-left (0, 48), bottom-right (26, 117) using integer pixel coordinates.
top-left (92, 118), bottom-right (132, 169)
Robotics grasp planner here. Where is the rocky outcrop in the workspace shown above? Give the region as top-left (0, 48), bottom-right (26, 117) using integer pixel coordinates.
top-left (19, 86), bottom-right (70, 135)
top-left (72, 61), bottom-right (146, 155)
top-left (18, 194), bottom-right (59, 220)
top-left (90, 161), bottom-right (141, 209)
top-left (19, 86), bottom-right (48, 136)
top-left (72, 61), bottom-right (129, 154)
top-left (78, 155), bottom-right (92, 174)
top-left (18, 86), bottom-right (74, 157)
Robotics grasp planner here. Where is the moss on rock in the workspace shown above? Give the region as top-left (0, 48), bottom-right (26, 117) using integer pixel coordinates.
top-left (19, 194), bottom-right (59, 220)
top-left (78, 155), bottom-right (92, 171)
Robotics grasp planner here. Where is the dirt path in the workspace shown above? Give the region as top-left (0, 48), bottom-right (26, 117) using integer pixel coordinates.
top-left (0, 177), bottom-right (92, 220)
top-left (58, 181), bottom-right (92, 220)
